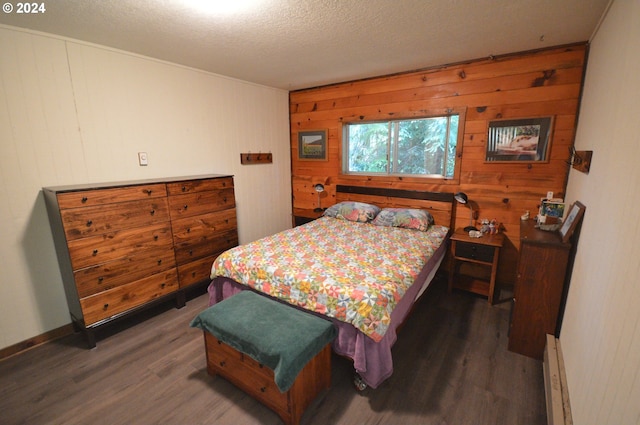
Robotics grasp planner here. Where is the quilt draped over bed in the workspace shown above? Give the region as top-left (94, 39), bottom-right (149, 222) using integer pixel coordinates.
top-left (211, 217), bottom-right (449, 342)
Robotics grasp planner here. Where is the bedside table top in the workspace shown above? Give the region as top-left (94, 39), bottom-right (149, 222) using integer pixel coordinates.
top-left (450, 228), bottom-right (504, 247)
top-left (293, 208), bottom-right (325, 219)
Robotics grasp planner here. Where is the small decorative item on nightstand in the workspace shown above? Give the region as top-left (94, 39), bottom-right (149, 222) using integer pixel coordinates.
top-left (448, 228), bottom-right (504, 304)
top-left (314, 183), bottom-right (325, 212)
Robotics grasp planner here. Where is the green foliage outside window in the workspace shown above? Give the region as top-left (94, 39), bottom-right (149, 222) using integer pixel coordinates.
top-left (345, 115), bottom-right (459, 178)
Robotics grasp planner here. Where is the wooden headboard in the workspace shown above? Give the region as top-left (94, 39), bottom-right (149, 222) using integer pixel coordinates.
top-left (335, 185), bottom-right (455, 230)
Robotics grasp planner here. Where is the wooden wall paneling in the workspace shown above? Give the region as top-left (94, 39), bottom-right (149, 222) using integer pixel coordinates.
top-left (290, 44), bottom-right (587, 287)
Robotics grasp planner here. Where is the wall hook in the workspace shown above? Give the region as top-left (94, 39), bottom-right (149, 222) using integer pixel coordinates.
top-left (566, 147), bottom-right (592, 174)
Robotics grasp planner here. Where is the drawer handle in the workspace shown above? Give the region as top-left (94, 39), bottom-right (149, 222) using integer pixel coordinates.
top-left (146, 189), bottom-right (152, 195)
top-left (98, 276), bottom-right (104, 283)
top-left (103, 303), bottom-right (109, 310)
top-left (150, 209), bottom-right (155, 216)
top-left (92, 249), bottom-right (99, 256)
top-left (183, 205), bottom-right (188, 210)
top-left (157, 259), bottom-right (162, 265)
top-left (161, 283), bottom-right (166, 288)
top-left (225, 219), bottom-right (228, 223)
top-left (182, 186), bottom-right (187, 192)
top-left (223, 197), bottom-right (227, 203)
top-left (154, 235), bottom-right (159, 241)
top-left (81, 196), bottom-right (88, 203)
top-left (191, 272), bottom-right (196, 277)
top-left (189, 250), bottom-right (193, 256)
top-left (260, 387), bottom-right (266, 393)
top-left (186, 228), bottom-right (191, 233)
top-left (219, 361), bottom-right (226, 367)
top-left (86, 220), bottom-right (93, 227)
top-left (222, 182), bottom-right (226, 187)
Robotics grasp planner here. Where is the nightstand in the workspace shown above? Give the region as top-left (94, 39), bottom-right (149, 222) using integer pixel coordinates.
top-left (448, 228), bottom-right (504, 304)
top-left (292, 208), bottom-right (324, 226)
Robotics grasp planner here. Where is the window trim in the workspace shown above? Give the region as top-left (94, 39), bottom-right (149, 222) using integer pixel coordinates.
top-left (339, 107), bottom-right (466, 184)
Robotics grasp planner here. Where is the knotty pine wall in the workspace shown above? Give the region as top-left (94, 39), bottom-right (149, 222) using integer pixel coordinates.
top-left (290, 44), bottom-right (587, 284)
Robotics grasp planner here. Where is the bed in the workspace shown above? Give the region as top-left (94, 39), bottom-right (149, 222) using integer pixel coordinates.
top-left (207, 185), bottom-right (454, 389)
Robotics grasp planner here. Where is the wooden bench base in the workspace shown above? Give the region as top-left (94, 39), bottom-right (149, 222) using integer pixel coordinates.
top-left (203, 332), bottom-right (331, 425)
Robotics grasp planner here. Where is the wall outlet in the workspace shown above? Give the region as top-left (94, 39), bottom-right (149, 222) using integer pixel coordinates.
top-left (138, 152), bottom-right (148, 166)
top-left (546, 191), bottom-right (553, 200)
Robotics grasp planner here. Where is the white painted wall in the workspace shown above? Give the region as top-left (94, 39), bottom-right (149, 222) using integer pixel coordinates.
top-left (561, 0), bottom-right (640, 424)
top-left (0, 26), bottom-right (292, 350)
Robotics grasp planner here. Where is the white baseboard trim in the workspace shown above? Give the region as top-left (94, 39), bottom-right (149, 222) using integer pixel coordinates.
top-left (543, 334), bottom-right (573, 425)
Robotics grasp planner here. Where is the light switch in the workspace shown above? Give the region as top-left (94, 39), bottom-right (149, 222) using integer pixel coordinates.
top-left (138, 152), bottom-right (148, 166)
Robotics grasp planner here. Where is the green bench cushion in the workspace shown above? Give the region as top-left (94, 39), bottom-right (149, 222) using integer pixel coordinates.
top-left (190, 291), bottom-right (337, 392)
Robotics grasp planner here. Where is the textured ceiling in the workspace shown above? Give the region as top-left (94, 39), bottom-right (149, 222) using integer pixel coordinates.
top-left (0, 0), bottom-right (610, 90)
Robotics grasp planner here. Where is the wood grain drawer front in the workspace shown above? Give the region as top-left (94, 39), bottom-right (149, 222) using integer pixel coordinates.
top-left (171, 209), bottom-right (237, 244)
top-left (177, 254), bottom-right (219, 287)
top-left (73, 246), bottom-right (176, 298)
top-left (455, 241), bottom-right (495, 263)
top-left (61, 199), bottom-right (170, 241)
top-left (205, 334), bottom-right (289, 414)
top-left (80, 268), bottom-right (178, 325)
top-left (166, 177), bottom-right (234, 195)
top-left (67, 224), bottom-right (174, 270)
top-left (174, 229), bottom-right (238, 265)
top-left (56, 184), bottom-right (167, 209)
top-left (167, 188), bottom-right (236, 219)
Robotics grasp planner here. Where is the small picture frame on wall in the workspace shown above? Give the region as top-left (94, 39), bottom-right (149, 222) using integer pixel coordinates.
top-left (298, 130), bottom-right (328, 161)
top-left (559, 201), bottom-right (586, 243)
top-left (485, 117), bottom-right (553, 162)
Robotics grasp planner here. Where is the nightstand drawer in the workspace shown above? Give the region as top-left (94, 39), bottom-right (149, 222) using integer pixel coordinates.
top-left (455, 241), bottom-right (495, 263)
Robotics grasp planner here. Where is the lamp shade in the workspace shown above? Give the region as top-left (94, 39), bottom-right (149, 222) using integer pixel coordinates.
top-left (454, 192), bottom-right (468, 204)
top-left (314, 183), bottom-right (325, 193)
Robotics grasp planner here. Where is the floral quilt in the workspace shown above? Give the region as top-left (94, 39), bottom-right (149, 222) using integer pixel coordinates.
top-left (211, 217), bottom-right (449, 342)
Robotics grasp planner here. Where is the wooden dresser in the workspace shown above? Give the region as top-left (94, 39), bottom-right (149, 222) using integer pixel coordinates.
top-left (508, 220), bottom-right (571, 359)
top-left (44, 174), bottom-right (237, 347)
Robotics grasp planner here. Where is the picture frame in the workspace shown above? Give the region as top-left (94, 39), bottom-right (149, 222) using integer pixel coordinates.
top-left (298, 130), bottom-right (328, 161)
top-left (485, 117), bottom-right (554, 162)
top-left (559, 201), bottom-right (586, 243)
top-left (539, 199), bottom-right (565, 224)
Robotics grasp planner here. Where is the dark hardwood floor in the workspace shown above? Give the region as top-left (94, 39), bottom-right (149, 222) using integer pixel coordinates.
top-left (0, 277), bottom-right (546, 425)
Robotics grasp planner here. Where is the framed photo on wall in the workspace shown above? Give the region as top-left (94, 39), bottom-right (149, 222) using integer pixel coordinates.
top-left (485, 117), bottom-right (554, 162)
top-left (298, 130), bottom-right (328, 161)
top-left (559, 201), bottom-right (586, 243)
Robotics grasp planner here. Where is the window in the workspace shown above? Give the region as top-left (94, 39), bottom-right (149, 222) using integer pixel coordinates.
top-left (343, 113), bottom-right (461, 179)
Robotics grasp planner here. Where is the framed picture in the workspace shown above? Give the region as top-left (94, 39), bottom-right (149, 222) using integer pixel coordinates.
top-left (539, 199), bottom-right (565, 223)
top-left (559, 201), bottom-right (586, 243)
top-left (298, 130), bottom-right (328, 161)
top-left (485, 117), bottom-right (554, 162)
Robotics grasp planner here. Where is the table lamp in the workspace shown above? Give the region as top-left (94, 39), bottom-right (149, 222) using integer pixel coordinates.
top-left (454, 191), bottom-right (478, 232)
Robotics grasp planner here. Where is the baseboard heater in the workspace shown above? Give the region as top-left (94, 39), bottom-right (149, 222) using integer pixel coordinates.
top-left (544, 334), bottom-right (573, 425)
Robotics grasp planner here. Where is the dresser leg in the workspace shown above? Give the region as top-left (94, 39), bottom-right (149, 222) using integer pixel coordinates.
top-left (175, 291), bottom-right (186, 309)
top-left (83, 328), bottom-right (96, 349)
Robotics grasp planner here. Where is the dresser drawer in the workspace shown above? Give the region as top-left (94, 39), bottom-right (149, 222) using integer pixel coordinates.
top-left (166, 177), bottom-right (234, 195)
top-left (73, 246), bottom-right (176, 298)
top-left (177, 254), bottom-right (219, 287)
top-left (57, 184), bottom-right (167, 209)
top-left (61, 199), bottom-right (170, 241)
top-left (171, 209), bottom-right (237, 242)
top-left (455, 241), bottom-right (495, 263)
top-left (68, 224), bottom-right (174, 270)
top-left (167, 188), bottom-right (236, 219)
top-left (174, 229), bottom-right (238, 265)
top-left (80, 268), bottom-right (178, 325)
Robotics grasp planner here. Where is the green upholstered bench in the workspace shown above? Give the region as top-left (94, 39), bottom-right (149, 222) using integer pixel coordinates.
top-left (191, 291), bottom-right (337, 425)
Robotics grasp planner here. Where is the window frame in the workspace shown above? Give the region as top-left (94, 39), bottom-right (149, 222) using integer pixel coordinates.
top-left (340, 107), bottom-right (466, 184)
